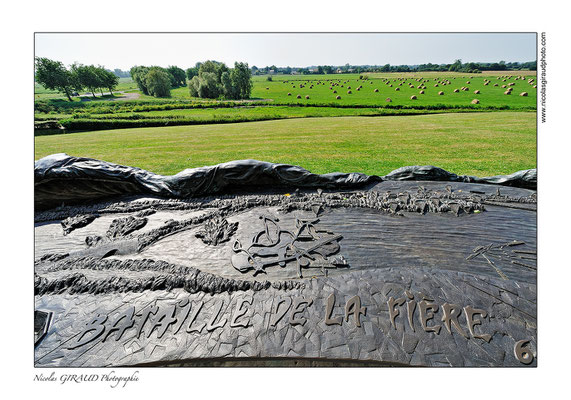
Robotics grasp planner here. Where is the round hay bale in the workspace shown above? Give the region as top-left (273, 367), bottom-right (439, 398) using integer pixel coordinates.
top-left (494, 83), bottom-right (499, 86)
top-left (438, 91), bottom-right (444, 95)
top-left (533, 85), bottom-right (537, 88)
top-left (474, 90), bottom-right (480, 94)
top-left (266, 87), bottom-right (269, 90)
top-left (471, 99), bottom-right (480, 104)
top-left (333, 90), bottom-right (337, 93)
top-left (410, 95), bottom-right (417, 100)
top-left (287, 92), bottom-right (291, 96)
top-left (336, 95), bottom-right (341, 99)
top-left (374, 88), bottom-right (379, 92)
top-left (454, 89), bottom-right (459, 93)
top-left (466, 81), bottom-right (470, 84)
top-left (395, 87), bottom-right (400, 91)
top-left (385, 98), bottom-right (392, 102)
top-left (419, 90), bottom-right (424, 94)
top-left (296, 94), bottom-right (301, 99)
top-left (305, 95), bottom-right (310, 99)
top-left (347, 86), bottom-right (351, 89)
top-left (520, 92), bottom-right (528, 96)
top-left (504, 90), bottom-right (511, 95)
top-left (347, 90), bottom-right (352, 94)
top-left (434, 84), bottom-right (439, 87)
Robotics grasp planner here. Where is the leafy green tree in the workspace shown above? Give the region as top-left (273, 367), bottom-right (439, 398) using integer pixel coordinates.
top-left (130, 66), bottom-right (150, 95)
top-left (100, 68), bottom-right (119, 95)
top-left (167, 66), bottom-right (186, 87)
top-left (230, 62), bottom-right (252, 99)
top-left (145, 67), bottom-right (171, 97)
top-left (197, 72), bottom-right (221, 98)
top-left (220, 71), bottom-right (235, 99)
top-left (34, 57), bottom-right (77, 101)
top-left (188, 60), bottom-right (251, 100)
top-left (72, 64), bottom-right (101, 98)
top-left (186, 66), bottom-right (199, 80)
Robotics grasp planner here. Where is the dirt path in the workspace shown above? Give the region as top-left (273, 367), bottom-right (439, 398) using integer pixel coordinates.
top-left (78, 91), bottom-right (140, 102)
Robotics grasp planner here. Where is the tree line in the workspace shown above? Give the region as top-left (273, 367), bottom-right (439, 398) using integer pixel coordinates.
top-left (35, 58), bottom-right (119, 101)
top-left (253, 60), bottom-right (537, 75)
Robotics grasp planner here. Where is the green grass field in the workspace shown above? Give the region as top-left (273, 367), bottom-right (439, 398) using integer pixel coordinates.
top-left (35, 112), bottom-right (536, 177)
top-left (247, 74), bottom-right (536, 108)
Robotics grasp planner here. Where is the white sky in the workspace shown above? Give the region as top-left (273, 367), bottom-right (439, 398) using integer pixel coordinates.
top-left (34, 33), bottom-right (536, 71)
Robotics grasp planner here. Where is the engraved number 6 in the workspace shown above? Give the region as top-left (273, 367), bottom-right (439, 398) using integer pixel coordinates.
top-left (514, 340), bottom-right (534, 365)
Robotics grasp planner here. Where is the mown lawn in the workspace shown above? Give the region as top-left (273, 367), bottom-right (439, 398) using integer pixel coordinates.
top-left (35, 112), bottom-right (536, 177)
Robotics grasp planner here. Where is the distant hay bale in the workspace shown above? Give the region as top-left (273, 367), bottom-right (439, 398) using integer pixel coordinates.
top-left (533, 85), bottom-right (537, 88)
top-left (494, 83), bottom-right (499, 86)
top-left (520, 92), bottom-right (528, 96)
top-left (386, 98), bottom-right (392, 102)
top-left (347, 90), bottom-right (352, 94)
top-left (305, 95), bottom-right (310, 99)
top-left (266, 87), bottom-right (269, 90)
top-left (471, 99), bottom-right (480, 104)
top-left (466, 81), bottom-right (470, 84)
top-left (336, 95), bottom-right (341, 99)
top-left (395, 87), bottom-right (400, 91)
top-left (434, 84), bottom-right (439, 87)
top-left (333, 90), bottom-right (337, 93)
top-left (438, 91), bottom-right (444, 95)
top-left (287, 92), bottom-right (291, 96)
top-left (296, 94), bottom-right (301, 99)
top-left (504, 90), bottom-right (511, 95)
top-left (410, 95), bottom-right (417, 100)
top-left (454, 89), bottom-right (459, 93)
top-left (347, 86), bottom-right (351, 89)
top-left (419, 90), bottom-right (424, 94)
top-left (374, 88), bottom-right (379, 92)
top-left (474, 90), bottom-right (480, 94)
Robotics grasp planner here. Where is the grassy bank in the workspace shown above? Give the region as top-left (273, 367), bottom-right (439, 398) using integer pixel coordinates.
top-left (35, 112), bottom-right (536, 177)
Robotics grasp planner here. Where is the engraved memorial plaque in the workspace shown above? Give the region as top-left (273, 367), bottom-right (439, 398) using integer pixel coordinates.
top-left (34, 155), bottom-right (537, 367)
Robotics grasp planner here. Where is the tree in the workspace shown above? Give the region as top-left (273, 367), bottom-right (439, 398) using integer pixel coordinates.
top-left (221, 71), bottom-right (235, 99)
top-left (72, 64), bottom-right (101, 98)
top-left (197, 72), bottom-right (220, 98)
top-left (130, 66), bottom-right (150, 94)
top-left (34, 57), bottom-right (77, 101)
top-left (449, 59), bottom-right (462, 72)
top-left (145, 68), bottom-right (171, 97)
top-left (186, 66), bottom-right (199, 80)
top-left (100, 69), bottom-right (119, 95)
top-left (188, 60), bottom-right (252, 100)
top-left (167, 66), bottom-right (186, 87)
top-left (230, 62), bottom-right (252, 99)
